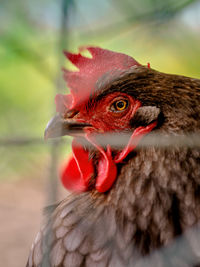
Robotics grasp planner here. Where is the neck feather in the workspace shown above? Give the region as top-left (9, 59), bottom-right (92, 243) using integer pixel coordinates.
top-left (100, 146), bottom-right (200, 252)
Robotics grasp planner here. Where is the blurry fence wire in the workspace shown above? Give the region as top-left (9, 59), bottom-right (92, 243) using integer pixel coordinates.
top-left (46, 0), bottom-right (69, 205)
top-left (1, 132), bottom-right (200, 148)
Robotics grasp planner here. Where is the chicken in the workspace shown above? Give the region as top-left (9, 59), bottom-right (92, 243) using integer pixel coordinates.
top-left (27, 47), bottom-right (200, 267)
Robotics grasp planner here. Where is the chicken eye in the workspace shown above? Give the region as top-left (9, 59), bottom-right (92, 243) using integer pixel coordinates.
top-left (111, 99), bottom-right (129, 112)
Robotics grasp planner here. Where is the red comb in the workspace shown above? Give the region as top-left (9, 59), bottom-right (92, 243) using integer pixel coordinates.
top-left (55, 46), bottom-right (140, 113)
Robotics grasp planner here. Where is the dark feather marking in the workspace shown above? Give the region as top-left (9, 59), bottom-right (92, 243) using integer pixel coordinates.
top-left (170, 194), bottom-right (182, 237)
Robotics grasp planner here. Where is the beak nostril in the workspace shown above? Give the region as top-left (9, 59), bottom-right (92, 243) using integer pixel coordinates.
top-left (44, 113), bottom-right (92, 140)
top-left (64, 109), bottom-right (79, 119)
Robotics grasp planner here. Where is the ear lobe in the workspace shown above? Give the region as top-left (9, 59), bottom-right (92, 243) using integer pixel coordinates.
top-left (130, 106), bottom-right (161, 127)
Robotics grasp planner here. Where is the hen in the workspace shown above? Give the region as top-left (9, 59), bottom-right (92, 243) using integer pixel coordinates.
top-left (27, 47), bottom-right (200, 267)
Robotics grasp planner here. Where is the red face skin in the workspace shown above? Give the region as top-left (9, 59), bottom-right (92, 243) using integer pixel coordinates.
top-left (53, 47), bottom-right (149, 193)
top-left (60, 92), bottom-right (157, 193)
top-left (72, 92), bottom-right (141, 132)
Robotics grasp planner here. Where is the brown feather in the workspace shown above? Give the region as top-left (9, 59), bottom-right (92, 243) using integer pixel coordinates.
top-left (27, 66), bottom-right (200, 267)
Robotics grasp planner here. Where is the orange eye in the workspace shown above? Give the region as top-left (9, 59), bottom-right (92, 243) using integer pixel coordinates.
top-left (111, 99), bottom-right (129, 112)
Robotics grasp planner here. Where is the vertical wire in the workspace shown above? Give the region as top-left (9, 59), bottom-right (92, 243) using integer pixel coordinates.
top-left (41, 1), bottom-right (74, 265)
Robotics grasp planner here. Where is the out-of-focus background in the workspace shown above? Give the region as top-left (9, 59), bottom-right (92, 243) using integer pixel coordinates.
top-left (0, 0), bottom-right (200, 266)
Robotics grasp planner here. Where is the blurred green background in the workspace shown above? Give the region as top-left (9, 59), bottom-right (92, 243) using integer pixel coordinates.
top-left (0, 1), bottom-right (200, 266)
top-left (1, 0), bottom-right (200, 181)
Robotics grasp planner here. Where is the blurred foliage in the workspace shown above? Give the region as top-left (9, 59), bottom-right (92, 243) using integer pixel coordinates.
top-left (0, 0), bottom-right (200, 180)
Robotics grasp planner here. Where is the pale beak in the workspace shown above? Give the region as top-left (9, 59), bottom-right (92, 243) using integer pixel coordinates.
top-left (44, 114), bottom-right (91, 140)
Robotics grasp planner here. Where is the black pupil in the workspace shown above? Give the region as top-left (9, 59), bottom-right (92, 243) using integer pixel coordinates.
top-left (117, 101), bottom-right (125, 109)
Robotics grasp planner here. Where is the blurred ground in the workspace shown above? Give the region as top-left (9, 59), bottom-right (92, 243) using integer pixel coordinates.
top-left (0, 177), bottom-right (66, 267)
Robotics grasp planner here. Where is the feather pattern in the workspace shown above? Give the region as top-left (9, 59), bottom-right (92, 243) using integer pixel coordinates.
top-left (27, 146), bottom-right (200, 267)
top-left (27, 47), bottom-right (200, 267)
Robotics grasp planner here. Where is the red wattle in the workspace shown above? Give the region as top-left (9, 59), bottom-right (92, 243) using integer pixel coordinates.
top-left (61, 121), bottom-right (157, 193)
top-left (85, 134), bottom-right (117, 193)
top-left (114, 121), bottom-right (157, 163)
top-left (95, 145), bottom-right (117, 193)
top-left (61, 139), bottom-right (94, 192)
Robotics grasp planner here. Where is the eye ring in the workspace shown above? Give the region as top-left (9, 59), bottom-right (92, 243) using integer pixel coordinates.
top-left (110, 99), bottom-right (129, 112)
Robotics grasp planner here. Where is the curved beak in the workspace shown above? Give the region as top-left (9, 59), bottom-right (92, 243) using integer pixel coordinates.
top-left (44, 114), bottom-right (91, 140)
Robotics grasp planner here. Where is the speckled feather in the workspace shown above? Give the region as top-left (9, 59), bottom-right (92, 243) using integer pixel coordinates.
top-left (27, 66), bottom-right (200, 267)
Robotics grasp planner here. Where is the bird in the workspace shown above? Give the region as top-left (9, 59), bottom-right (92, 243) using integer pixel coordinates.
top-left (27, 47), bottom-right (200, 267)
